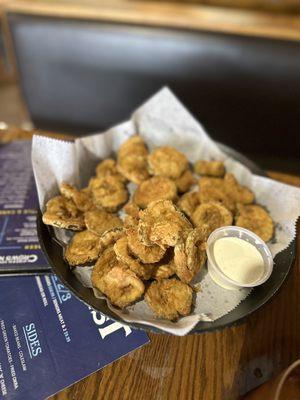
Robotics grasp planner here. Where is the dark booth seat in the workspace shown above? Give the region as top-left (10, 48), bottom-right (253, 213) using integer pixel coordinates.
top-left (8, 13), bottom-right (300, 172)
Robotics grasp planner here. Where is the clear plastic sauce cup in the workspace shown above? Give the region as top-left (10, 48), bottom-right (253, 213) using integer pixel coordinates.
top-left (206, 226), bottom-right (274, 290)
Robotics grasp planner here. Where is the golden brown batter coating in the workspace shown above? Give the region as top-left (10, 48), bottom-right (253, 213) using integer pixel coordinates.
top-left (84, 209), bottom-right (123, 236)
top-left (127, 226), bottom-right (166, 263)
top-left (235, 204), bottom-right (274, 242)
top-left (192, 201), bottom-right (233, 233)
top-left (42, 196), bottom-right (85, 230)
top-left (147, 146), bottom-right (188, 179)
top-left (145, 278), bottom-right (193, 320)
top-left (133, 176), bottom-right (177, 208)
top-left (65, 230), bottom-right (101, 266)
top-left (194, 160), bottom-right (225, 177)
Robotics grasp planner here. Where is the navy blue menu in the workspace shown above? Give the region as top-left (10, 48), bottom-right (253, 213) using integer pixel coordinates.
top-left (0, 141), bottom-right (48, 272)
top-left (0, 274), bottom-right (149, 399)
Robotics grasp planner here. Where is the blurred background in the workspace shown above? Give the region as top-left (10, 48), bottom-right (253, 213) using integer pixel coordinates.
top-left (0, 0), bottom-right (299, 173)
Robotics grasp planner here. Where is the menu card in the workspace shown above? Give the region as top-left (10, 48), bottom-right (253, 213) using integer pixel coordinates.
top-left (0, 140), bottom-right (49, 273)
top-left (0, 275), bottom-right (149, 399)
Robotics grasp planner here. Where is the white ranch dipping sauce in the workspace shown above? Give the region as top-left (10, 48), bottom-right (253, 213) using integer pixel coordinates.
top-left (213, 237), bottom-right (265, 284)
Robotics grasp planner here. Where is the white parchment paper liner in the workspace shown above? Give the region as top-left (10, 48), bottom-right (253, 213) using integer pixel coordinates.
top-left (32, 88), bottom-right (300, 336)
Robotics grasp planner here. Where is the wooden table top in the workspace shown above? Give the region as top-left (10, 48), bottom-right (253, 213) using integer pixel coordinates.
top-left (2, 128), bottom-right (299, 400)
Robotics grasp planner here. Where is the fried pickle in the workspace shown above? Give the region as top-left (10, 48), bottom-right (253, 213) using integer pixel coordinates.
top-left (84, 209), bottom-right (123, 236)
top-left (235, 204), bottom-right (274, 242)
top-left (174, 226), bottom-right (209, 283)
top-left (127, 226), bottom-right (166, 263)
top-left (89, 175), bottom-right (128, 212)
top-left (145, 278), bottom-right (193, 320)
top-left (42, 196), bottom-right (85, 230)
top-left (117, 135), bottom-right (150, 184)
top-left (98, 227), bottom-right (124, 253)
top-left (177, 191), bottom-right (200, 219)
top-left (194, 160), bottom-right (225, 177)
top-left (65, 230), bottom-right (101, 266)
top-left (199, 177), bottom-right (235, 212)
top-left (147, 146), bottom-right (188, 179)
top-left (95, 159), bottom-right (126, 182)
top-left (174, 169), bottom-right (195, 193)
top-left (92, 246), bottom-right (119, 281)
top-left (114, 236), bottom-right (154, 280)
top-left (138, 200), bottom-right (193, 247)
top-left (60, 182), bottom-right (93, 212)
top-left (133, 176), bottom-right (177, 208)
top-left (192, 201), bottom-right (233, 233)
top-left (224, 173), bottom-right (254, 205)
top-left (94, 265), bottom-right (145, 308)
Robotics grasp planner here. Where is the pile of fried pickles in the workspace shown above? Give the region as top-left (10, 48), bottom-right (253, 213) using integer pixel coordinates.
top-left (42, 136), bottom-right (274, 321)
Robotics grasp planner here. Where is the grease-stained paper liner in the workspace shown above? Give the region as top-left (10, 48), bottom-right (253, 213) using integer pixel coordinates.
top-left (32, 87), bottom-right (300, 336)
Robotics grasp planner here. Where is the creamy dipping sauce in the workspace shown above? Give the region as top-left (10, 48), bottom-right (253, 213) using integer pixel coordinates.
top-left (213, 237), bottom-right (265, 284)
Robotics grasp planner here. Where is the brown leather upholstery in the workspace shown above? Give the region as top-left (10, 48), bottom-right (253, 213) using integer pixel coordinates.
top-left (8, 13), bottom-right (300, 162)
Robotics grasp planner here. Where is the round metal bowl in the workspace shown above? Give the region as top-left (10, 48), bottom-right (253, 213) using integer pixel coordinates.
top-left (37, 144), bottom-right (296, 334)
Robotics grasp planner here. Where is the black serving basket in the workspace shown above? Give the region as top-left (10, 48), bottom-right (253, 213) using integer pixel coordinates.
top-left (37, 144), bottom-right (297, 334)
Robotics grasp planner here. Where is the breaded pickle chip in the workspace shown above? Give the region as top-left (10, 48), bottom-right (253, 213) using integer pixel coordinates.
top-left (92, 246), bottom-right (119, 282)
top-left (114, 237), bottom-right (154, 280)
top-left (84, 209), bottom-right (123, 236)
top-left (192, 201), bottom-right (233, 233)
top-left (98, 227), bottom-right (124, 253)
top-left (94, 265), bottom-right (145, 308)
top-left (60, 182), bottom-right (93, 212)
top-left (145, 278), bottom-right (193, 320)
top-left (117, 135), bottom-right (150, 184)
top-left (177, 191), bottom-right (200, 219)
top-left (42, 196), bottom-right (85, 230)
top-left (174, 169), bottom-right (195, 193)
top-left (224, 173), bottom-right (254, 205)
top-left (138, 200), bottom-right (192, 247)
top-left (133, 176), bottom-right (177, 208)
top-left (194, 160), bottom-right (225, 177)
top-left (127, 226), bottom-right (166, 263)
top-left (148, 146), bottom-right (188, 179)
top-left (174, 226), bottom-right (209, 283)
top-left (236, 204), bottom-right (274, 242)
top-left (89, 175), bottom-right (128, 212)
top-left (65, 230), bottom-right (100, 266)
top-left (199, 177), bottom-right (235, 212)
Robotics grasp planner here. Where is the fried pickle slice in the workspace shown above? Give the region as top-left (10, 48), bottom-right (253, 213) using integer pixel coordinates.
top-left (99, 227), bottom-right (124, 253)
top-left (174, 226), bottom-right (209, 283)
top-left (138, 200), bottom-right (193, 247)
top-left (192, 201), bottom-right (233, 233)
top-left (89, 175), bottom-right (128, 212)
top-left (235, 204), bottom-right (274, 242)
top-left (199, 177), bottom-right (235, 212)
top-left (145, 278), bottom-right (193, 320)
top-left (127, 226), bottom-right (166, 263)
top-left (124, 201), bottom-right (140, 218)
top-left (151, 250), bottom-right (176, 280)
top-left (84, 209), bottom-right (123, 236)
top-left (194, 160), bottom-right (225, 177)
top-left (65, 230), bottom-right (101, 266)
top-left (60, 182), bottom-right (93, 212)
top-left (147, 146), bottom-right (188, 179)
top-left (174, 169), bottom-right (195, 193)
top-left (96, 266), bottom-right (145, 308)
top-left (42, 196), bottom-right (85, 230)
top-left (95, 159), bottom-right (126, 182)
top-left (92, 246), bottom-right (119, 281)
top-left (114, 237), bottom-right (154, 280)
top-left (177, 191), bottom-right (200, 219)
top-left (133, 176), bottom-right (177, 208)
top-left (117, 135), bottom-right (150, 184)
top-left (224, 173), bottom-right (254, 205)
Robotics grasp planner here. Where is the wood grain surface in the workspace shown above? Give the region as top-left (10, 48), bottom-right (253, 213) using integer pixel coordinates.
top-left (2, 129), bottom-right (299, 399)
top-left (2, 0), bottom-right (300, 42)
